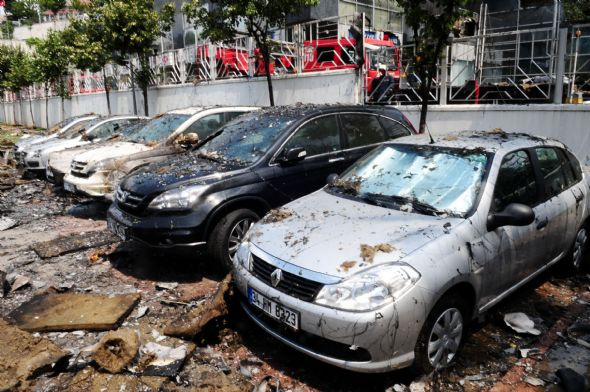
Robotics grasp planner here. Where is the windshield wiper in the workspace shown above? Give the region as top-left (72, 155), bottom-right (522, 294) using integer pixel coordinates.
top-left (192, 128), bottom-right (224, 151)
top-left (363, 193), bottom-right (441, 215)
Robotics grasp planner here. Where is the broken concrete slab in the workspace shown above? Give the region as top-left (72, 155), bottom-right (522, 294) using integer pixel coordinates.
top-left (164, 274), bottom-right (231, 338)
top-left (140, 342), bottom-right (189, 377)
top-left (10, 274), bottom-right (31, 292)
top-left (31, 230), bottom-right (119, 259)
top-left (93, 329), bottom-right (140, 373)
top-left (64, 366), bottom-right (166, 392)
top-left (8, 292), bottom-right (140, 332)
top-left (0, 216), bottom-right (17, 231)
top-left (0, 319), bottom-right (68, 391)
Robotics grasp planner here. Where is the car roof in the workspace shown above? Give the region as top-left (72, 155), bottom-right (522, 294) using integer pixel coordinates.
top-left (242, 104), bottom-right (408, 123)
top-left (165, 106), bottom-right (259, 116)
top-left (392, 130), bottom-right (565, 154)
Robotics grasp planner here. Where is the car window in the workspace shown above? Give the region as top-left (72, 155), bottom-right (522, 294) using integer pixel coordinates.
top-left (535, 147), bottom-right (571, 198)
top-left (183, 113), bottom-right (224, 138)
top-left (90, 120), bottom-right (127, 139)
top-left (341, 113), bottom-right (386, 148)
top-left (565, 149), bottom-right (583, 182)
top-left (494, 150), bottom-right (538, 211)
top-left (378, 116), bottom-right (412, 139)
top-left (556, 148), bottom-right (577, 187)
top-left (129, 114), bottom-right (190, 143)
top-left (283, 115), bottom-right (341, 156)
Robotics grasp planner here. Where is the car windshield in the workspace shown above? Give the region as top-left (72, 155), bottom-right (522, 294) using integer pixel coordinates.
top-left (127, 113), bottom-right (190, 143)
top-left (196, 112), bottom-right (296, 166)
top-left (48, 117), bottom-right (80, 134)
top-left (329, 144), bottom-right (489, 216)
top-left (120, 120), bottom-right (151, 140)
top-left (58, 118), bottom-right (101, 139)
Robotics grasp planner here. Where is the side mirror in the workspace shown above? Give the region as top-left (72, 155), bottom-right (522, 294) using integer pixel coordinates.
top-left (279, 147), bottom-right (307, 165)
top-left (487, 203), bottom-right (535, 231)
top-left (326, 173), bottom-right (339, 185)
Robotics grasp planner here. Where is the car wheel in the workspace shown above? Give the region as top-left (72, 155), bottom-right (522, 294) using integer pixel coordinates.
top-left (207, 209), bottom-right (259, 272)
top-left (413, 295), bottom-right (467, 374)
top-left (569, 225), bottom-right (588, 272)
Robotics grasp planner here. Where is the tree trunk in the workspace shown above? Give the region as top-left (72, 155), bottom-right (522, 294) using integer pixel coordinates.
top-left (418, 38), bottom-right (446, 134)
top-left (12, 93), bottom-right (16, 125)
top-left (103, 68), bottom-right (111, 116)
top-left (261, 46), bottom-right (274, 106)
top-left (29, 92), bottom-right (35, 128)
top-left (142, 84), bottom-right (148, 116)
top-left (45, 85), bottom-right (49, 129)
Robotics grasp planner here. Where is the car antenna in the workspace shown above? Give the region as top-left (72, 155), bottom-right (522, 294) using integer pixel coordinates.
top-left (425, 122), bottom-right (435, 144)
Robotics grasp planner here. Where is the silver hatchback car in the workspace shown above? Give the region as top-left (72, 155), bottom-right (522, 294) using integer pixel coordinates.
top-left (233, 131), bottom-right (590, 373)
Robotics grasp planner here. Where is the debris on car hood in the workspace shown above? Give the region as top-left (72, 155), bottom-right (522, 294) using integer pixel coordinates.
top-left (8, 292), bottom-right (141, 332)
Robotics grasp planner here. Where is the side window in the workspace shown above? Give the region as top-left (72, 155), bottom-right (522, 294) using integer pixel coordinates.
top-left (535, 147), bottom-right (572, 198)
top-left (283, 115), bottom-right (341, 156)
top-left (494, 150), bottom-right (538, 211)
top-left (92, 121), bottom-right (122, 139)
top-left (565, 149), bottom-right (583, 183)
top-left (183, 113), bottom-right (224, 138)
top-left (341, 113), bottom-right (387, 149)
top-left (224, 111), bottom-right (245, 123)
top-left (379, 116), bottom-right (411, 139)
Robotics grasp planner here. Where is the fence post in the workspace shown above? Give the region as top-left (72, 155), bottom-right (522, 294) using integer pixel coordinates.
top-left (553, 27), bottom-right (567, 104)
top-left (440, 46), bottom-right (449, 106)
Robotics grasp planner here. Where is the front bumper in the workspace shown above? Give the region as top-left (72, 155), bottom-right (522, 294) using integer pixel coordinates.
top-left (64, 172), bottom-right (112, 198)
top-left (106, 203), bottom-right (208, 247)
top-left (233, 247), bottom-right (425, 373)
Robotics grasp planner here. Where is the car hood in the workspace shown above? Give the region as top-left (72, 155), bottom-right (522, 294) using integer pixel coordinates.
top-left (48, 144), bottom-right (99, 173)
top-left (249, 190), bottom-right (463, 279)
top-left (74, 141), bottom-right (153, 165)
top-left (120, 152), bottom-right (245, 195)
top-left (16, 135), bottom-right (51, 149)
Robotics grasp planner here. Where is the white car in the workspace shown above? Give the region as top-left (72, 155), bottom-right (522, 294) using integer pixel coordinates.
top-left (63, 106), bottom-right (257, 198)
top-left (14, 115), bottom-right (98, 165)
top-left (23, 116), bottom-right (146, 173)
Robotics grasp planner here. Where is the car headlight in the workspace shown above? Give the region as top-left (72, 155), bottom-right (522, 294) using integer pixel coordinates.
top-left (235, 241), bottom-right (253, 270)
top-left (87, 158), bottom-right (117, 175)
top-left (314, 263), bottom-right (420, 311)
top-left (31, 150), bottom-right (41, 158)
top-left (147, 184), bottom-right (208, 210)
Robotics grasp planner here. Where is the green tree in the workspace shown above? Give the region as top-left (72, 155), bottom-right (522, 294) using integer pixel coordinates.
top-left (183, 0), bottom-right (320, 106)
top-left (6, 0), bottom-right (39, 24)
top-left (97, 0), bottom-right (175, 115)
top-left (0, 21), bottom-right (14, 39)
top-left (398, 0), bottom-right (472, 133)
top-left (62, 18), bottom-right (113, 114)
top-left (4, 49), bottom-right (41, 125)
top-left (564, 0), bottom-right (590, 23)
top-left (38, 0), bottom-right (67, 14)
top-left (28, 30), bottom-right (74, 127)
top-left (0, 45), bottom-right (15, 89)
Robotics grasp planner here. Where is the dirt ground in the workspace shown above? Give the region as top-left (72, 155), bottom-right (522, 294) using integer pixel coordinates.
top-left (1, 127), bottom-right (590, 391)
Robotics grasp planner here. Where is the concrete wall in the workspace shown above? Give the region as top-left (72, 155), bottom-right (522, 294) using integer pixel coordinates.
top-left (0, 69), bottom-right (358, 128)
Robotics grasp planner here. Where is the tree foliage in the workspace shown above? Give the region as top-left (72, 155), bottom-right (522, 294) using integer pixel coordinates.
top-left (183, 0), bottom-right (320, 106)
top-left (4, 48), bottom-right (39, 93)
top-left (564, 0), bottom-right (590, 23)
top-left (6, 0), bottom-right (39, 24)
top-left (0, 45), bottom-right (17, 92)
top-left (397, 0), bottom-right (472, 132)
top-left (38, 0), bottom-right (66, 14)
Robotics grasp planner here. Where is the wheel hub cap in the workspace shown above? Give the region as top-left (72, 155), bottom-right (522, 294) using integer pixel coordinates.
top-left (228, 218), bottom-right (254, 262)
top-left (573, 228), bottom-right (587, 269)
top-left (427, 307), bottom-right (463, 369)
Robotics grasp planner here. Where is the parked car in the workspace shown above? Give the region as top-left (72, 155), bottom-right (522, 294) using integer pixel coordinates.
top-left (62, 107), bottom-right (257, 198)
top-left (46, 119), bottom-right (151, 185)
top-left (107, 105), bottom-right (415, 269)
top-left (14, 114), bottom-right (99, 165)
top-left (22, 116), bottom-right (146, 174)
top-left (233, 131), bottom-right (590, 373)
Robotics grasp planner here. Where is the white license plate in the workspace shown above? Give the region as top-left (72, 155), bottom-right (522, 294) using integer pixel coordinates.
top-left (64, 181), bottom-right (76, 193)
top-left (107, 218), bottom-right (128, 241)
top-left (248, 287), bottom-right (299, 330)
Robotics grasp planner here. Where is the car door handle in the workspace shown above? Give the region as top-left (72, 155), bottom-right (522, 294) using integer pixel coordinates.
top-left (536, 218), bottom-right (549, 230)
top-left (328, 157), bottom-right (345, 163)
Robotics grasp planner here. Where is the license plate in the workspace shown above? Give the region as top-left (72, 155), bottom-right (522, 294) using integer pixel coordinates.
top-left (248, 287), bottom-right (299, 330)
top-left (64, 181), bottom-right (76, 193)
top-left (107, 218), bottom-right (128, 241)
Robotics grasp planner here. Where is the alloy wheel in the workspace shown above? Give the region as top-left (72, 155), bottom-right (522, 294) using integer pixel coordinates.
top-left (573, 228), bottom-right (588, 269)
top-left (427, 307), bottom-right (464, 368)
top-left (228, 218), bottom-right (254, 262)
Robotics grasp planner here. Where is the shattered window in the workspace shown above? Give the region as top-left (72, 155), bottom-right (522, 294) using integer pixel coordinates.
top-left (333, 144), bottom-right (489, 215)
top-left (128, 114), bottom-right (190, 143)
top-left (341, 113), bottom-right (387, 148)
top-left (90, 119), bottom-right (136, 140)
top-left (183, 113), bottom-right (224, 139)
top-left (494, 150), bottom-right (538, 211)
top-left (535, 147), bottom-right (570, 198)
top-left (59, 118), bottom-right (101, 139)
top-left (284, 115), bottom-right (341, 156)
top-left (379, 117), bottom-right (412, 139)
top-left (198, 112), bottom-right (295, 165)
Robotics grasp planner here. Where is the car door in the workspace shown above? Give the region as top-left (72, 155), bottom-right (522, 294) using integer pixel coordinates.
top-left (265, 114), bottom-right (343, 202)
top-left (479, 149), bottom-right (545, 301)
top-left (532, 147), bottom-right (579, 262)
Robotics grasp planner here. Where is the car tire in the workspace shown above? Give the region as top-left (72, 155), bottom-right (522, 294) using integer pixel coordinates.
top-left (413, 294), bottom-right (467, 374)
top-left (567, 224), bottom-right (589, 273)
top-left (207, 209), bottom-right (259, 272)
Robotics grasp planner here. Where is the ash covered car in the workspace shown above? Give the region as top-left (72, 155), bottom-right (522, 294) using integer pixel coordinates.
top-left (234, 131), bottom-right (590, 373)
top-left (47, 119), bottom-right (151, 185)
top-left (15, 115), bottom-right (99, 165)
top-left (62, 107), bottom-right (256, 198)
top-left (22, 116), bottom-right (146, 174)
top-left (107, 105), bottom-right (415, 269)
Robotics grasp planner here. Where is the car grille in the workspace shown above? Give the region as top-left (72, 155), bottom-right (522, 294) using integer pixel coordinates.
top-left (71, 161), bottom-right (89, 178)
top-left (26, 161), bottom-right (39, 168)
top-left (115, 187), bottom-right (145, 211)
top-left (251, 254), bottom-right (323, 302)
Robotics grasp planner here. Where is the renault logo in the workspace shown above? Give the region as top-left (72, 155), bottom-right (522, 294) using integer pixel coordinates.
top-left (270, 269), bottom-right (282, 287)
